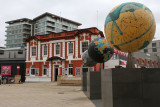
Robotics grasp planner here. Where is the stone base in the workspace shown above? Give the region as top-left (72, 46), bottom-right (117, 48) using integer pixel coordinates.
top-left (25, 76), bottom-right (51, 82)
top-left (87, 71), bottom-right (101, 99)
top-left (82, 72), bottom-right (87, 91)
top-left (101, 68), bottom-right (160, 107)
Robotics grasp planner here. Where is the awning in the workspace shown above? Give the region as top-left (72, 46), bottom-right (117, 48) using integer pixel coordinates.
top-left (46, 56), bottom-right (65, 61)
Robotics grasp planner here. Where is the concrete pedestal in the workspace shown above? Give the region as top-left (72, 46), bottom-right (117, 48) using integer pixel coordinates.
top-left (101, 68), bottom-right (160, 107)
top-left (82, 72), bottom-right (87, 91)
top-left (87, 71), bottom-right (101, 99)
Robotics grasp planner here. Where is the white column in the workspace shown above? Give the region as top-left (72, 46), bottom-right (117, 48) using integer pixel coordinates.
top-left (50, 43), bottom-right (52, 57)
top-left (26, 42), bottom-right (29, 61)
top-left (49, 62), bottom-right (51, 77)
top-left (38, 41), bottom-right (41, 60)
top-left (75, 37), bottom-right (78, 58)
top-left (63, 42), bottom-right (65, 58)
top-left (62, 61), bottom-right (65, 75)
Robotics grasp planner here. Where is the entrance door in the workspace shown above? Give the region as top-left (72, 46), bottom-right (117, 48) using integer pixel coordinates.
top-left (54, 65), bottom-right (59, 81)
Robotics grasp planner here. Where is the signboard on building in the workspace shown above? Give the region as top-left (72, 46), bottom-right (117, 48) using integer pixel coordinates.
top-left (75, 67), bottom-right (81, 77)
top-left (1, 65), bottom-right (11, 75)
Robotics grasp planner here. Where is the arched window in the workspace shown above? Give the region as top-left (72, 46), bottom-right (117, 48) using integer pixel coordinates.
top-left (31, 65), bottom-right (35, 75)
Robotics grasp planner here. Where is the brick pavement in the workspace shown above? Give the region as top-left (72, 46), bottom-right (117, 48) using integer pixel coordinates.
top-left (0, 82), bottom-right (96, 107)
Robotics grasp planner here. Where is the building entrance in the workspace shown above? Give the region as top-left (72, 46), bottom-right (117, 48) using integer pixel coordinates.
top-left (54, 65), bottom-right (59, 81)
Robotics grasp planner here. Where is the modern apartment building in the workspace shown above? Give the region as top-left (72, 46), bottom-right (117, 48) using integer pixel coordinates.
top-left (5, 12), bottom-right (81, 48)
top-left (139, 39), bottom-right (160, 57)
top-left (33, 12), bottom-right (81, 35)
top-left (5, 18), bottom-right (32, 48)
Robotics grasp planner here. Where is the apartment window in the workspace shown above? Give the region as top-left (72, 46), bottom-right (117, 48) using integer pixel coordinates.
top-left (31, 47), bottom-right (36, 56)
top-left (82, 41), bottom-right (88, 53)
top-left (31, 65), bottom-right (35, 75)
top-left (68, 42), bottom-right (73, 54)
top-left (0, 50), bottom-right (4, 55)
top-left (56, 44), bottom-right (60, 55)
top-left (152, 43), bottom-right (156, 47)
top-left (144, 49), bottom-right (148, 53)
top-left (152, 48), bottom-right (157, 52)
top-left (68, 64), bottom-right (73, 75)
top-left (43, 65), bottom-right (47, 75)
top-left (43, 45), bottom-right (48, 56)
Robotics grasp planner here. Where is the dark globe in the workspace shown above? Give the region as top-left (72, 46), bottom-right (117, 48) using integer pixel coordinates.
top-left (82, 50), bottom-right (97, 67)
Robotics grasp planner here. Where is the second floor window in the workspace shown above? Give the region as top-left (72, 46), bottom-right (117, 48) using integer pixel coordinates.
top-left (82, 41), bottom-right (88, 53)
top-left (56, 44), bottom-right (60, 55)
top-left (43, 45), bottom-right (48, 56)
top-left (68, 42), bottom-right (73, 54)
top-left (152, 48), bottom-right (157, 52)
top-left (32, 47), bottom-right (36, 56)
top-left (152, 43), bottom-right (156, 47)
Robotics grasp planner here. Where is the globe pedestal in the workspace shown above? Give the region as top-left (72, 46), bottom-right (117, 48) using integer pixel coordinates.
top-left (101, 68), bottom-right (160, 107)
top-left (126, 52), bottom-right (135, 68)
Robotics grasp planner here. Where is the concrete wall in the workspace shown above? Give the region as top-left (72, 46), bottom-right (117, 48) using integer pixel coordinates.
top-left (87, 71), bottom-right (101, 99)
top-left (82, 72), bottom-right (87, 91)
top-left (102, 68), bottom-right (160, 107)
top-left (0, 48), bottom-right (26, 59)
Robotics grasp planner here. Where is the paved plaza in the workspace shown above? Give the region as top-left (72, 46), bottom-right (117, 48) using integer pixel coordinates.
top-left (0, 82), bottom-right (100, 107)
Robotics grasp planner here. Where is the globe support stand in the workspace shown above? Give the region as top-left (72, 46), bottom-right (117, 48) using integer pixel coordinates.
top-left (126, 52), bottom-right (135, 68)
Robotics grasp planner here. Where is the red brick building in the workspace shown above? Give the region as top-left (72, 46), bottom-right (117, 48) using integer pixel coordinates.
top-left (26, 27), bottom-right (103, 82)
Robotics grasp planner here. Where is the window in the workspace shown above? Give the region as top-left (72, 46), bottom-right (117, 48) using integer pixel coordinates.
top-left (152, 48), bottom-right (157, 52)
top-left (43, 65), bottom-right (47, 75)
top-left (68, 42), bottom-right (73, 54)
top-left (68, 64), bottom-right (73, 75)
top-left (31, 47), bottom-right (36, 56)
top-left (43, 45), bottom-right (48, 56)
top-left (56, 44), bottom-right (60, 55)
top-left (144, 49), bottom-right (148, 53)
top-left (31, 65), bottom-right (35, 75)
top-left (82, 41), bottom-right (88, 53)
top-left (0, 50), bottom-right (4, 55)
top-left (18, 50), bottom-right (23, 54)
top-left (152, 43), bottom-right (156, 47)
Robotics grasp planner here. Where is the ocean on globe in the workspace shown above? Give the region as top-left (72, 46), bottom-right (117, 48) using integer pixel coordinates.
top-left (104, 2), bottom-right (156, 52)
top-left (88, 38), bottom-right (114, 63)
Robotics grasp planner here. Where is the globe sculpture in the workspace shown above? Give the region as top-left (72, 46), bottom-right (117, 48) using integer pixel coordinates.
top-left (82, 50), bottom-right (97, 67)
top-left (104, 2), bottom-right (156, 52)
top-left (88, 38), bottom-right (114, 63)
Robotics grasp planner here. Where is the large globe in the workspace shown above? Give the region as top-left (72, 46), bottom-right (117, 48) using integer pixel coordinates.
top-left (104, 2), bottom-right (156, 52)
top-left (88, 38), bottom-right (114, 63)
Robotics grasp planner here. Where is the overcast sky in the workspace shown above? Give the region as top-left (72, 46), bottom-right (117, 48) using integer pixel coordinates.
top-left (0, 0), bottom-right (159, 46)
